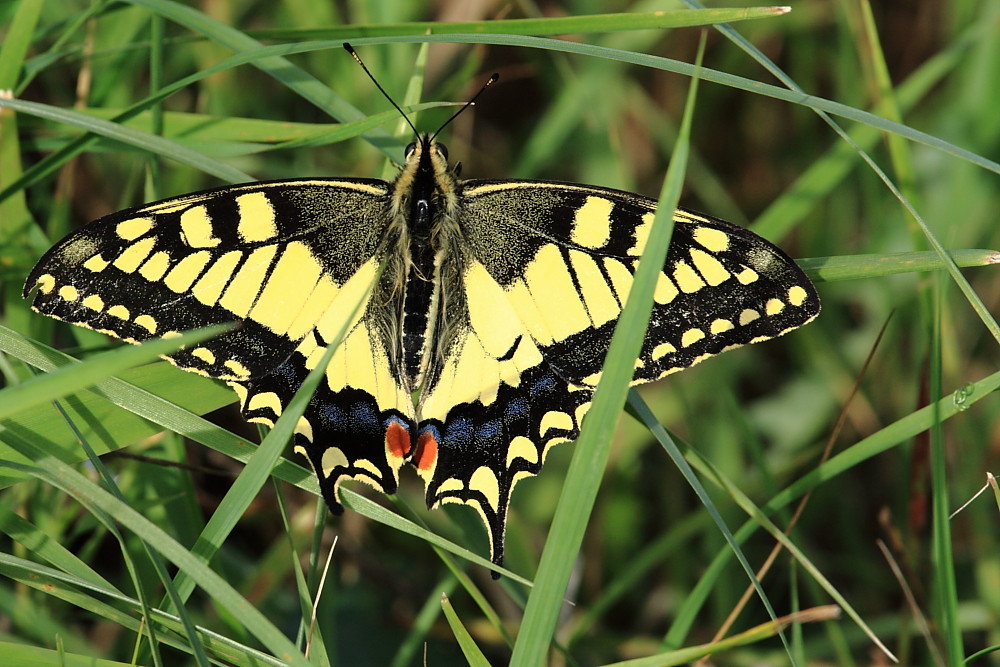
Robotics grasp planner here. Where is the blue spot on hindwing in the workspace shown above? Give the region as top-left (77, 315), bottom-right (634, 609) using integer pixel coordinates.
top-left (504, 396), bottom-right (529, 421)
top-left (384, 414), bottom-right (411, 433)
top-left (530, 372), bottom-right (557, 395)
top-left (348, 400), bottom-right (379, 434)
top-left (443, 416), bottom-right (474, 448)
top-left (319, 402), bottom-right (346, 426)
top-left (476, 419), bottom-right (502, 442)
top-left (418, 423), bottom-right (442, 442)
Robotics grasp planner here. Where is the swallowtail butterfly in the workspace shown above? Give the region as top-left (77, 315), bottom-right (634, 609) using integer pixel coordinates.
top-left (25, 46), bottom-right (820, 576)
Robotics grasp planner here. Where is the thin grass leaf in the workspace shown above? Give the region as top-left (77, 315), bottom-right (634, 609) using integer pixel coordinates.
top-left (510, 33), bottom-right (706, 666)
top-left (0, 98), bottom-right (252, 182)
top-left (770, 367), bottom-right (1000, 512)
top-left (630, 395), bottom-right (894, 662)
top-left (800, 249), bottom-right (1000, 282)
top-left (390, 574), bottom-right (458, 667)
top-left (930, 277), bottom-right (963, 663)
top-left (0, 553), bottom-right (287, 666)
top-left (441, 593), bottom-right (492, 667)
top-left (752, 22), bottom-right (975, 240)
top-left (0, 503), bottom-right (114, 588)
top-left (0, 323), bottom-right (229, 421)
top-left (0, 0), bottom-right (42, 89)
top-left (0, 641), bottom-right (137, 667)
top-left (336, 33), bottom-right (1000, 178)
top-left (126, 0), bottom-right (375, 130)
top-left (254, 8), bottom-right (792, 41)
top-left (607, 606), bottom-right (841, 667)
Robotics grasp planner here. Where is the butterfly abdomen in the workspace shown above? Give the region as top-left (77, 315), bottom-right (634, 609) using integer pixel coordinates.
top-left (401, 240), bottom-right (438, 384)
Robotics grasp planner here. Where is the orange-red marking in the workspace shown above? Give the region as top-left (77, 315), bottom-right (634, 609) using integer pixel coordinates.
top-left (385, 421), bottom-right (411, 459)
top-left (414, 431), bottom-right (439, 471)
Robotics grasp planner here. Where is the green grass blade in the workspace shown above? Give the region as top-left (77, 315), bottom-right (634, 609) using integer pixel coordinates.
top-left (125, 0), bottom-right (375, 131)
top-left (254, 8), bottom-right (792, 41)
top-left (800, 249), bottom-right (1000, 282)
top-left (930, 278), bottom-right (963, 663)
top-left (510, 34), bottom-right (706, 666)
top-left (0, 97), bottom-right (252, 182)
top-left (0, 640), bottom-right (137, 667)
top-left (338, 33), bottom-right (1000, 178)
top-left (0, 553), bottom-right (287, 666)
top-left (0, 323), bottom-right (229, 421)
top-left (441, 593), bottom-right (492, 667)
top-left (631, 395), bottom-right (894, 661)
top-left (0, 0), bottom-right (42, 89)
top-left (770, 367), bottom-right (1000, 513)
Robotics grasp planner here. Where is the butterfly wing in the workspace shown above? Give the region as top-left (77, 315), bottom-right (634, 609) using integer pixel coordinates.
top-left (413, 179), bottom-right (820, 571)
top-left (24, 178), bottom-right (417, 507)
top-left (458, 180), bottom-right (820, 387)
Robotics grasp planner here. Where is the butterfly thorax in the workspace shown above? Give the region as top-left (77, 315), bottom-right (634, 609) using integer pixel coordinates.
top-left (391, 134), bottom-right (463, 393)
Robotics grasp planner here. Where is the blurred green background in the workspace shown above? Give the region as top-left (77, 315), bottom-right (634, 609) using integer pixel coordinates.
top-left (1, 1), bottom-right (998, 665)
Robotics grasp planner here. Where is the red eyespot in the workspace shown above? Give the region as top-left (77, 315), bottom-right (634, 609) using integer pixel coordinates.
top-left (385, 420), bottom-right (411, 459)
top-left (414, 431), bottom-right (439, 471)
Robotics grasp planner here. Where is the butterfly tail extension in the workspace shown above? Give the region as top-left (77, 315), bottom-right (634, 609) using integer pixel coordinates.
top-left (415, 362), bottom-right (590, 578)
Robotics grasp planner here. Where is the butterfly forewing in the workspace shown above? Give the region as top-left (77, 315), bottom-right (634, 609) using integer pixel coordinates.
top-left (457, 180), bottom-right (820, 387)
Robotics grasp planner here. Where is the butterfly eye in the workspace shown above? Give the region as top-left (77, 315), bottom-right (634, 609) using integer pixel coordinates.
top-left (435, 143), bottom-right (449, 160)
top-left (405, 142), bottom-right (416, 158)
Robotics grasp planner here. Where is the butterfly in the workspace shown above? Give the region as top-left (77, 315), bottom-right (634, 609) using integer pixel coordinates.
top-left (24, 47), bottom-right (820, 577)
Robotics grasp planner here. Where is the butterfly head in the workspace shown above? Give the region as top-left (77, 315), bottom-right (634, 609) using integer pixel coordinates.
top-left (404, 134), bottom-right (452, 178)
top-left (394, 133), bottom-right (459, 231)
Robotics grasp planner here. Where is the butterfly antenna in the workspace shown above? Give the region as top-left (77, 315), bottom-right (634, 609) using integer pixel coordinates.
top-left (431, 72), bottom-right (499, 142)
top-left (344, 42), bottom-right (419, 137)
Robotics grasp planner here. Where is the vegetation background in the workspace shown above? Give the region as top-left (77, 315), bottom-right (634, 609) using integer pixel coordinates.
top-left (0, 0), bottom-right (998, 665)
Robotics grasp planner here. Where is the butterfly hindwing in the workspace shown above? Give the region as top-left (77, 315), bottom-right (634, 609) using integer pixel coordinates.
top-left (414, 258), bottom-right (590, 566)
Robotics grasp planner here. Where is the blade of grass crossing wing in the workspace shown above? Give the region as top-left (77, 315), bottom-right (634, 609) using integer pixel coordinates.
top-left (0, 324), bottom-right (229, 421)
top-left (161, 262), bottom-right (376, 609)
top-left (1, 326), bottom-right (475, 580)
top-left (510, 34), bottom-right (706, 665)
